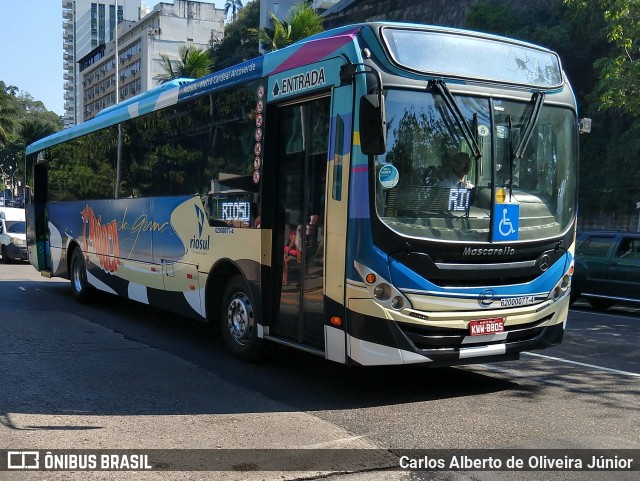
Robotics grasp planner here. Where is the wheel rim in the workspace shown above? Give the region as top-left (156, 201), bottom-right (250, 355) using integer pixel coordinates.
top-left (226, 291), bottom-right (254, 346)
top-left (72, 256), bottom-right (85, 294)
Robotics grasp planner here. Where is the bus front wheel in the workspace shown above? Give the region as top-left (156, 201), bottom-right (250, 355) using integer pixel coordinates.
top-left (220, 275), bottom-right (262, 361)
top-left (70, 249), bottom-right (91, 303)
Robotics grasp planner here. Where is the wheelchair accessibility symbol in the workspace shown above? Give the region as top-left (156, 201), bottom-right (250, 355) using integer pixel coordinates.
top-left (493, 204), bottom-right (519, 241)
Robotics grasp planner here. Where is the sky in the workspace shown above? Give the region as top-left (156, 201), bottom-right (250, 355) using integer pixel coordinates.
top-left (0, 0), bottom-right (224, 117)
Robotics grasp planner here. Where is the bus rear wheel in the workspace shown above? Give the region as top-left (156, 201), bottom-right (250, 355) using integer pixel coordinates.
top-left (70, 249), bottom-right (91, 303)
top-left (220, 275), bottom-right (262, 361)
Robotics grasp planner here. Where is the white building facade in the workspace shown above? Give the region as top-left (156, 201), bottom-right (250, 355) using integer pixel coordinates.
top-left (77, 0), bottom-right (224, 123)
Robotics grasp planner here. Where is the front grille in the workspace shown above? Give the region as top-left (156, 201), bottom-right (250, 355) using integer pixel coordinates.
top-left (397, 315), bottom-right (554, 351)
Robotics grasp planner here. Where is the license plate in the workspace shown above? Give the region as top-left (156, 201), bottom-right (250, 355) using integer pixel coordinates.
top-left (469, 317), bottom-right (505, 336)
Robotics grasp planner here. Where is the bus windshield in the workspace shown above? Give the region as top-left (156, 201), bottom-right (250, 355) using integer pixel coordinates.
top-left (375, 88), bottom-right (577, 242)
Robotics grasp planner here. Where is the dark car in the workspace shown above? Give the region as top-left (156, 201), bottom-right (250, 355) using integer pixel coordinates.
top-left (572, 230), bottom-right (640, 310)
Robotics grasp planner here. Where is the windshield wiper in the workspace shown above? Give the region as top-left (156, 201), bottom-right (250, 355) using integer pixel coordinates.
top-left (513, 91), bottom-right (545, 158)
top-left (429, 80), bottom-right (482, 160)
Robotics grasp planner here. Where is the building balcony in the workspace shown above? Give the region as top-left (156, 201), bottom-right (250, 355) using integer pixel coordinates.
top-left (64, 72), bottom-right (73, 81)
top-left (64, 52), bottom-right (73, 62)
top-left (64, 91), bottom-right (74, 101)
top-left (63, 9), bottom-right (73, 20)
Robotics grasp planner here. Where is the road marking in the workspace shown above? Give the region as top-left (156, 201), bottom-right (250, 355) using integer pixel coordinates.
top-left (17, 286), bottom-right (26, 291)
top-left (523, 351), bottom-right (640, 378)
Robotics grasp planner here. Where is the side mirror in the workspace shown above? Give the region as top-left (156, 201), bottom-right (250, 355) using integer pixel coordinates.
top-left (360, 94), bottom-right (387, 155)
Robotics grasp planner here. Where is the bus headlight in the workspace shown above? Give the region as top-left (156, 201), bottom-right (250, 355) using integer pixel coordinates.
top-left (548, 273), bottom-right (571, 301)
top-left (354, 260), bottom-right (412, 311)
top-left (373, 283), bottom-right (390, 300)
top-left (10, 237), bottom-right (25, 246)
top-left (391, 296), bottom-right (404, 309)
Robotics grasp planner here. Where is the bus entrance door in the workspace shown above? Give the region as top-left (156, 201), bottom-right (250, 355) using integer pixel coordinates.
top-left (270, 96), bottom-right (330, 351)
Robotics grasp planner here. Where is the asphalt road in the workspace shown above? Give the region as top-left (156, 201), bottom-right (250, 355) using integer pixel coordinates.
top-left (0, 262), bottom-right (638, 481)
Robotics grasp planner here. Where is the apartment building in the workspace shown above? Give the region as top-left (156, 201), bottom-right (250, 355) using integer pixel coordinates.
top-left (66, 1), bottom-right (224, 125)
top-left (63, 0), bottom-right (142, 128)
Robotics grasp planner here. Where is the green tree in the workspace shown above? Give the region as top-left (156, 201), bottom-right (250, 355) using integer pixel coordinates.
top-left (566, 0), bottom-right (640, 116)
top-left (210, 0), bottom-right (260, 70)
top-left (256, 2), bottom-right (324, 51)
top-left (154, 45), bottom-right (212, 84)
top-left (224, 0), bottom-right (243, 23)
top-left (0, 84), bottom-right (17, 147)
top-left (20, 118), bottom-right (58, 147)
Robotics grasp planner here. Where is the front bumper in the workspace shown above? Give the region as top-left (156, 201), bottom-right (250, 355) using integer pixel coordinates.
top-left (7, 243), bottom-right (28, 261)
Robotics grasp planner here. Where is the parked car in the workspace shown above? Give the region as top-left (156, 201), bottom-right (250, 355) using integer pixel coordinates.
top-left (0, 208), bottom-right (27, 263)
top-left (572, 230), bottom-right (640, 310)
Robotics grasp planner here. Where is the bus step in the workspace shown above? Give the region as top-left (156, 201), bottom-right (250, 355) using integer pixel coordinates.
top-left (263, 335), bottom-right (325, 357)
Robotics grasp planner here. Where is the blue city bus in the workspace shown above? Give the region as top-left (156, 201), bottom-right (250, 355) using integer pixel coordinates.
top-left (25, 23), bottom-right (579, 365)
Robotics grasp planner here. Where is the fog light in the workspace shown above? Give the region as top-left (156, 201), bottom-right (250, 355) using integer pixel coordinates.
top-left (561, 274), bottom-right (570, 289)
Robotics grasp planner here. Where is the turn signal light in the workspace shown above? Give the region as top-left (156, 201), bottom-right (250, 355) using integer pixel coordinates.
top-left (330, 316), bottom-right (342, 327)
top-left (365, 273), bottom-right (377, 284)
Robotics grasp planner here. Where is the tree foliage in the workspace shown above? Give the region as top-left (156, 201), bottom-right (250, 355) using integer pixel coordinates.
top-left (210, 0), bottom-right (260, 70)
top-left (256, 2), bottom-right (324, 51)
top-left (224, 0), bottom-right (244, 23)
top-left (565, 0), bottom-right (640, 116)
top-left (0, 81), bottom-right (61, 189)
top-left (155, 45), bottom-right (212, 84)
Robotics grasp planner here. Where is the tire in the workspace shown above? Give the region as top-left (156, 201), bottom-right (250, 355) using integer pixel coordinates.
top-left (1, 245), bottom-right (11, 264)
top-left (70, 249), bottom-right (91, 303)
top-left (220, 275), bottom-right (262, 361)
top-left (587, 298), bottom-right (614, 311)
top-left (569, 290), bottom-right (578, 307)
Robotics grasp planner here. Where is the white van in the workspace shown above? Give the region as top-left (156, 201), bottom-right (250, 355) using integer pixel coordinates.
top-left (0, 208), bottom-right (27, 263)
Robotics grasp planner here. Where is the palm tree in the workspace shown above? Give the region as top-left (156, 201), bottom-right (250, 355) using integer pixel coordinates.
top-left (257, 2), bottom-right (324, 52)
top-left (20, 118), bottom-right (58, 147)
top-left (224, 0), bottom-right (243, 23)
top-left (154, 45), bottom-right (212, 84)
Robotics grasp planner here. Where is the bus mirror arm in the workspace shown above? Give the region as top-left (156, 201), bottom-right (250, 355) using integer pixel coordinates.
top-left (340, 64), bottom-right (387, 155)
top-left (578, 117), bottom-right (592, 134)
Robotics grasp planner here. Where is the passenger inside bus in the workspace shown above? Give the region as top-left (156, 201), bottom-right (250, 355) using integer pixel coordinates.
top-left (282, 214), bottom-right (323, 286)
top-left (437, 151), bottom-right (474, 189)
top-left (283, 225), bottom-right (301, 286)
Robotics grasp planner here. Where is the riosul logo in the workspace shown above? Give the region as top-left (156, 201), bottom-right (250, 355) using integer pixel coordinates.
top-left (81, 206), bottom-right (121, 273)
top-left (190, 205), bottom-right (210, 250)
